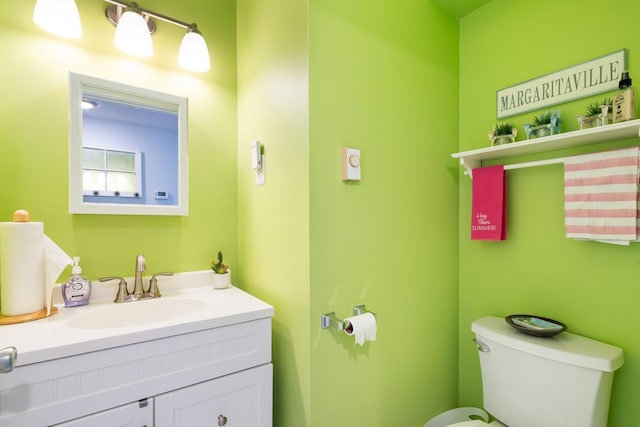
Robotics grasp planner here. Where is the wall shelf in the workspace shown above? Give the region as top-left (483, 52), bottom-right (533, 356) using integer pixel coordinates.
top-left (452, 119), bottom-right (640, 177)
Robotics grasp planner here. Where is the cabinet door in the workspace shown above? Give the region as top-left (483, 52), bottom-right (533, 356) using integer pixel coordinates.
top-left (52, 398), bottom-right (153, 427)
top-left (155, 364), bottom-right (272, 427)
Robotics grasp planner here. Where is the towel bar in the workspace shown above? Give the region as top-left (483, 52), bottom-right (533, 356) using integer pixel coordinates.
top-left (464, 157), bottom-right (565, 177)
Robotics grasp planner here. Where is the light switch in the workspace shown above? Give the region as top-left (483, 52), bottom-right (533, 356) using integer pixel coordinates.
top-left (251, 140), bottom-right (262, 169)
top-left (341, 147), bottom-right (361, 181)
top-left (251, 140), bottom-right (265, 185)
top-left (256, 154), bottom-right (265, 185)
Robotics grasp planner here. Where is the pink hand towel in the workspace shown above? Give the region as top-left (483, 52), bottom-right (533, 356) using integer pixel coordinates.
top-left (471, 165), bottom-right (507, 241)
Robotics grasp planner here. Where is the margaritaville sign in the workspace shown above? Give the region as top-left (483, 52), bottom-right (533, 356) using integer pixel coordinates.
top-left (496, 49), bottom-right (626, 119)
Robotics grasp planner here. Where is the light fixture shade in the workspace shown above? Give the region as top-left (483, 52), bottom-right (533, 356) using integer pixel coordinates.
top-left (178, 31), bottom-right (211, 72)
top-left (114, 10), bottom-right (153, 58)
top-left (33, 0), bottom-right (82, 39)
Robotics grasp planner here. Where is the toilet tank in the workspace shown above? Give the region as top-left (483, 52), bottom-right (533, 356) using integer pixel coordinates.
top-left (472, 317), bottom-right (623, 427)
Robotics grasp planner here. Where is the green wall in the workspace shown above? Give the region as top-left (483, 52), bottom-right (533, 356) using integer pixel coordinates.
top-left (237, 0), bottom-right (461, 425)
top-left (0, 1), bottom-right (238, 281)
top-left (308, 1), bottom-right (460, 425)
top-left (458, 1), bottom-right (640, 425)
top-left (14, 1), bottom-right (635, 426)
top-left (236, 0), bottom-right (311, 425)
top-left (2, 2), bottom-right (462, 426)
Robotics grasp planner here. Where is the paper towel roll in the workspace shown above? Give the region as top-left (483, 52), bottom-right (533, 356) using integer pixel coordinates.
top-left (0, 217), bottom-right (71, 316)
top-left (1, 221), bottom-right (46, 315)
top-left (344, 312), bottom-right (377, 346)
top-left (42, 235), bottom-right (74, 315)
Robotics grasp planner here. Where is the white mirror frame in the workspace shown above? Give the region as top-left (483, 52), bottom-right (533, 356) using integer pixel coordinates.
top-left (69, 72), bottom-right (189, 215)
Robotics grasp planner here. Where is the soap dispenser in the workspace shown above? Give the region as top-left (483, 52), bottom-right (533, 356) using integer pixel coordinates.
top-left (613, 71), bottom-right (637, 123)
top-left (62, 257), bottom-right (91, 307)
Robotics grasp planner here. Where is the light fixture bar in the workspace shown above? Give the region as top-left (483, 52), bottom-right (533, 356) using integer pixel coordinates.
top-left (103, 0), bottom-right (193, 30)
top-left (33, 0), bottom-right (210, 72)
top-left (106, 3), bottom-right (156, 34)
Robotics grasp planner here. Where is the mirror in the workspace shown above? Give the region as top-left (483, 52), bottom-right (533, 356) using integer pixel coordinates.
top-left (68, 72), bottom-right (188, 215)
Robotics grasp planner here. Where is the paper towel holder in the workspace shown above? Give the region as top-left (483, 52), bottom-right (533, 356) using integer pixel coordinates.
top-left (321, 305), bottom-right (375, 330)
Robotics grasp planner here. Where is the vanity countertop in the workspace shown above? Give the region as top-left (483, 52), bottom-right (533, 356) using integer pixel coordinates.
top-left (1, 271), bottom-right (273, 366)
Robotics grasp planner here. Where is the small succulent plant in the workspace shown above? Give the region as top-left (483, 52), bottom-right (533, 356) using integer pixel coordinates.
top-left (532, 111), bottom-right (552, 126)
top-left (585, 102), bottom-right (603, 117)
top-left (491, 122), bottom-right (515, 136)
top-left (585, 98), bottom-right (613, 117)
top-left (488, 122), bottom-right (517, 145)
top-left (211, 251), bottom-right (229, 274)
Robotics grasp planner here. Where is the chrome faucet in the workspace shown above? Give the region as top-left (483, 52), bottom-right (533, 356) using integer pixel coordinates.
top-left (132, 254), bottom-right (146, 299)
top-left (99, 255), bottom-right (173, 303)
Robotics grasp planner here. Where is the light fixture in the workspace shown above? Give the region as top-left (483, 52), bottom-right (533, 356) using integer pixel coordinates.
top-left (81, 100), bottom-right (98, 109)
top-left (105, 0), bottom-right (209, 71)
top-left (33, 0), bottom-right (82, 39)
top-left (112, 3), bottom-right (153, 57)
top-left (178, 25), bottom-right (211, 73)
top-left (32, 0), bottom-right (211, 73)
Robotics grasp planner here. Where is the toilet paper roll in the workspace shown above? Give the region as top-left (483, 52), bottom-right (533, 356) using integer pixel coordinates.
top-left (0, 220), bottom-right (72, 316)
top-left (344, 312), bottom-right (377, 346)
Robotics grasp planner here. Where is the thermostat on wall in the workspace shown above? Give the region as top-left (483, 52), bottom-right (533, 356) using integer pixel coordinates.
top-left (341, 147), bottom-right (361, 181)
top-left (154, 190), bottom-right (169, 200)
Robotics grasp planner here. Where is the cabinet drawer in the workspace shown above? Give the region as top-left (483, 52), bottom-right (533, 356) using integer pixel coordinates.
top-left (52, 399), bottom-right (154, 427)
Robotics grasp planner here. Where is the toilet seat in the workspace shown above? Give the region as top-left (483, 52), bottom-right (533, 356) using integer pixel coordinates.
top-left (449, 422), bottom-right (489, 426)
top-left (449, 420), bottom-right (507, 427)
top-left (424, 407), bottom-right (489, 427)
top-left (449, 421), bottom-right (506, 427)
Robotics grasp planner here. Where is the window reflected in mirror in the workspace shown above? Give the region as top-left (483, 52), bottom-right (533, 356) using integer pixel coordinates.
top-left (82, 146), bottom-right (141, 198)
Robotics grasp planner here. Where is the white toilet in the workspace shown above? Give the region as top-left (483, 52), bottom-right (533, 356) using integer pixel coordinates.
top-left (426, 316), bottom-right (624, 427)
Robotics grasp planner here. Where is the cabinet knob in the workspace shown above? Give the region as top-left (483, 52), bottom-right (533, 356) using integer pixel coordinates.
top-left (218, 414), bottom-right (228, 426)
top-left (0, 347), bottom-right (17, 374)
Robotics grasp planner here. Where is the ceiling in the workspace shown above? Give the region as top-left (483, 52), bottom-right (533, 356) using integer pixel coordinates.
top-left (83, 95), bottom-right (178, 131)
top-left (431, 0), bottom-right (493, 18)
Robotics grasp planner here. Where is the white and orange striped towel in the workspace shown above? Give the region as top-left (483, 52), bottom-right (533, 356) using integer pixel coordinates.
top-left (564, 146), bottom-right (640, 244)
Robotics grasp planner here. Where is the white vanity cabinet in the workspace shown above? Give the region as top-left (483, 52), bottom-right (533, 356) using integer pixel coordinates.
top-left (0, 282), bottom-right (273, 427)
top-left (54, 364), bottom-right (272, 427)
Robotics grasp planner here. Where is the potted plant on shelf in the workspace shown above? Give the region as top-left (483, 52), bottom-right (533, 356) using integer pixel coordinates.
top-left (577, 98), bottom-right (613, 129)
top-left (488, 122), bottom-right (517, 146)
top-left (211, 250), bottom-right (231, 289)
top-left (524, 110), bottom-right (561, 139)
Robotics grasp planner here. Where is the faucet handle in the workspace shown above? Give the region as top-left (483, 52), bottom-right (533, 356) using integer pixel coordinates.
top-left (148, 272), bottom-right (173, 298)
top-left (99, 276), bottom-right (130, 303)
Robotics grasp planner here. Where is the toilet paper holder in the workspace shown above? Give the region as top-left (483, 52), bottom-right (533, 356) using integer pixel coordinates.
top-left (321, 305), bottom-right (375, 330)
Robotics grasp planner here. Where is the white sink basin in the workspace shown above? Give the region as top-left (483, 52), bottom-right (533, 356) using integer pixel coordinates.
top-left (2, 271), bottom-right (274, 366)
top-left (65, 297), bottom-right (207, 329)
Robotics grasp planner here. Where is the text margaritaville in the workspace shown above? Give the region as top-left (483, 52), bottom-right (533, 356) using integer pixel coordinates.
top-left (496, 50), bottom-right (626, 119)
